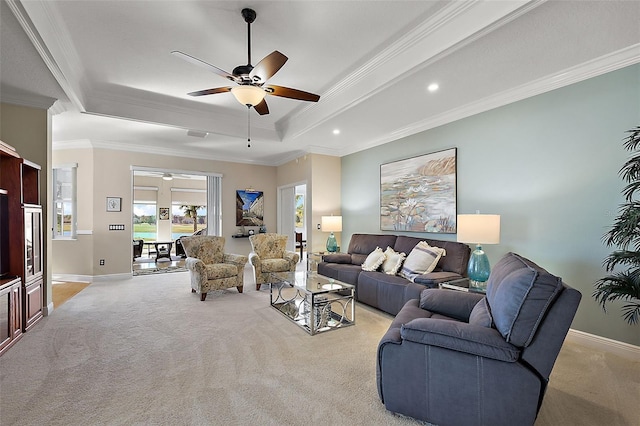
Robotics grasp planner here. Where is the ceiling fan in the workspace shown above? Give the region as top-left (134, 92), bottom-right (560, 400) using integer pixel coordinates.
top-left (172, 7), bottom-right (320, 115)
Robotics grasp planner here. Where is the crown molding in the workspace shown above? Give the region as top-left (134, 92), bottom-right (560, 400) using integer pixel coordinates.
top-left (0, 85), bottom-right (57, 109)
top-left (52, 139), bottom-right (93, 150)
top-left (339, 44), bottom-right (640, 157)
top-left (7, 0), bottom-right (87, 110)
top-left (54, 138), bottom-right (278, 167)
top-left (279, 0), bottom-right (536, 143)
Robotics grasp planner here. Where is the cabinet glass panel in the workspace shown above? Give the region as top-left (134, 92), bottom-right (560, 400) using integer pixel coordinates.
top-left (24, 208), bottom-right (42, 279)
top-left (0, 289), bottom-right (9, 344)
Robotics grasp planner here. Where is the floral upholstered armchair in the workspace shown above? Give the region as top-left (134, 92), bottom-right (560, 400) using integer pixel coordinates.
top-left (249, 233), bottom-right (299, 290)
top-left (181, 235), bottom-right (248, 301)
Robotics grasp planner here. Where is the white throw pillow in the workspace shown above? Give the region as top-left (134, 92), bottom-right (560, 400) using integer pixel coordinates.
top-left (361, 247), bottom-right (386, 271)
top-left (400, 241), bottom-right (446, 282)
top-left (381, 246), bottom-right (406, 275)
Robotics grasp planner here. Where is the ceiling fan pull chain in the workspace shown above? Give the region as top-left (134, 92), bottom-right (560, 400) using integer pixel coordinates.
top-left (247, 105), bottom-right (251, 148)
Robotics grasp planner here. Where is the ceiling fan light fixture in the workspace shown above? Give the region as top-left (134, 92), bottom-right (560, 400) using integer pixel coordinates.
top-left (231, 85), bottom-right (266, 106)
top-left (162, 173), bottom-right (173, 181)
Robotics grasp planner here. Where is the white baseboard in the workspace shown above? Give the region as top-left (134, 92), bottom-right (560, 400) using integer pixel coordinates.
top-left (567, 328), bottom-right (640, 361)
top-left (43, 302), bottom-right (54, 316)
top-left (93, 273), bottom-right (133, 282)
top-left (52, 273), bottom-right (133, 282)
top-left (52, 274), bottom-right (93, 283)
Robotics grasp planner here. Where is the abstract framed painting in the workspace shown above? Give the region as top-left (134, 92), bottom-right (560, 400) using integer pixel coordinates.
top-left (380, 148), bottom-right (457, 233)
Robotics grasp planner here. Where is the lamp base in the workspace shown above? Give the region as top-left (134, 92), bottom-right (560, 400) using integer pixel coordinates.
top-left (467, 244), bottom-right (491, 288)
top-left (469, 280), bottom-right (487, 291)
top-left (326, 232), bottom-right (338, 252)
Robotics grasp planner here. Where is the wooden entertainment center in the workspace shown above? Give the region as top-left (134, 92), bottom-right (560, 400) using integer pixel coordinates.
top-left (0, 140), bottom-right (44, 356)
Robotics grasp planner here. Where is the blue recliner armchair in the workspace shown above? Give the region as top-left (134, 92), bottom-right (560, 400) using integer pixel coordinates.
top-left (377, 252), bottom-right (581, 426)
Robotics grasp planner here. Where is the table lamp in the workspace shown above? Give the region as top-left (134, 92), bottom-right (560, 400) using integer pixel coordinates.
top-left (457, 213), bottom-right (501, 290)
top-left (321, 215), bottom-right (342, 252)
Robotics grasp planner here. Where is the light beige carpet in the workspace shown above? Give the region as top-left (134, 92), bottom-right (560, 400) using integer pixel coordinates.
top-left (0, 268), bottom-right (638, 425)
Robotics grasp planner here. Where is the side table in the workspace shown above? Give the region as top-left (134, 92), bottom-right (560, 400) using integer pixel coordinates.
top-left (307, 252), bottom-right (325, 272)
top-left (439, 278), bottom-right (486, 294)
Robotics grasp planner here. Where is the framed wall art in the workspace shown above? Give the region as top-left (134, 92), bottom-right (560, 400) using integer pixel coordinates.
top-left (295, 194), bottom-right (304, 228)
top-left (236, 190), bottom-right (264, 226)
top-left (159, 207), bottom-right (170, 220)
top-left (380, 148), bottom-right (457, 233)
top-left (106, 197), bottom-right (121, 212)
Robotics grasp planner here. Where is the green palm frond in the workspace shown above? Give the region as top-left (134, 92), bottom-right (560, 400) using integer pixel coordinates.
top-left (621, 180), bottom-right (640, 201)
top-left (603, 203), bottom-right (640, 249)
top-left (603, 250), bottom-right (640, 271)
top-left (594, 270), bottom-right (640, 324)
top-left (595, 126), bottom-right (640, 325)
top-left (622, 126), bottom-right (640, 151)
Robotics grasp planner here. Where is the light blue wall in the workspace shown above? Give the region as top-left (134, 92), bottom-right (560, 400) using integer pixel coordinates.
top-left (342, 64), bottom-right (640, 346)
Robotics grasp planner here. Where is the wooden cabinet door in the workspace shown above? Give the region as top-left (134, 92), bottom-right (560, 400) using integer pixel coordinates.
top-left (24, 279), bottom-right (42, 332)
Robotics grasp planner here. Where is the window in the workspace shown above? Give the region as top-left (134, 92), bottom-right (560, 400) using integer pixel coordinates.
top-left (133, 202), bottom-right (157, 242)
top-left (171, 204), bottom-right (207, 239)
top-left (170, 187), bottom-right (207, 239)
top-left (52, 164), bottom-right (77, 239)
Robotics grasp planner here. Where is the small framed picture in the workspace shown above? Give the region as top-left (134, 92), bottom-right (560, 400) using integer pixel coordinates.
top-left (159, 207), bottom-right (170, 220)
top-left (106, 197), bottom-right (121, 212)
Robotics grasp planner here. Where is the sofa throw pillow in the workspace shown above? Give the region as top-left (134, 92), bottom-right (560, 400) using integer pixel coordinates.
top-left (400, 241), bottom-right (446, 282)
top-left (381, 246), bottom-right (406, 275)
top-left (361, 247), bottom-right (386, 271)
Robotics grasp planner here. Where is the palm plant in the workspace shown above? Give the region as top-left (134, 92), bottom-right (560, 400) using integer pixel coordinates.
top-left (594, 126), bottom-right (640, 325)
top-left (180, 205), bottom-right (203, 233)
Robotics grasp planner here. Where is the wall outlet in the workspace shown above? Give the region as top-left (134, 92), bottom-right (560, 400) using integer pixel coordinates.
top-left (99, 259), bottom-right (105, 266)
top-left (317, 223), bottom-right (321, 230)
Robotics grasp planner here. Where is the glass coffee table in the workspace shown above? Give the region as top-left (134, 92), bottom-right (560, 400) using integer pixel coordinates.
top-left (268, 271), bottom-right (355, 335)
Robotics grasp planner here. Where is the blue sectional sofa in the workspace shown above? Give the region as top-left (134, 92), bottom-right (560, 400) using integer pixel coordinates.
top-left (317, 233), bottom-right (471, 315)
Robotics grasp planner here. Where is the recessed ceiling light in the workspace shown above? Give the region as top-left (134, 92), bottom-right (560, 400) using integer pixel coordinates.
top-left (428, 83), bottom-right (439, 92)
top-left (333, 129), bottom-right (340, 135)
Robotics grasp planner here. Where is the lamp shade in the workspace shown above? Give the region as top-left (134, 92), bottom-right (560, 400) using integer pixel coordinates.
top-left (321, 216), bottom-right (342, 232)
top-left (457, 214), bottom-right (500, 244)
top-left (231, 85), bottom-right (266, 106)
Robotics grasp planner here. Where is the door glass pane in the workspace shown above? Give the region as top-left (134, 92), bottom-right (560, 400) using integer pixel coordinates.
top-left (133, 203), bottom-right (157, 243)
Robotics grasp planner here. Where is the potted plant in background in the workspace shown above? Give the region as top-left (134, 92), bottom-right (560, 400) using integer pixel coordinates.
top-left (594, 126), bottom-right (640, 325)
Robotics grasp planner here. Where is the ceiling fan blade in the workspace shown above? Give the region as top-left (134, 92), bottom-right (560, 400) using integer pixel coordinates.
top-left (172, 51), bottom-right (237, 82)
top-left (250, 51), bottom-right (288, 83)
top-left (253, 99), bottom-right (269, 115)
top-left (187, 87), bottom-right (232, 97)
top-left (265, 85), bottom-right (320, 102)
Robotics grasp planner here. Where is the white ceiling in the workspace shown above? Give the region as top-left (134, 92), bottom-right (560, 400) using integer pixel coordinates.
top-left (2, 1), bottom-right (639, 166)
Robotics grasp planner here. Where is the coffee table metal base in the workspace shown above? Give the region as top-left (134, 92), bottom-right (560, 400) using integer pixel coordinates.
top-left (269, 273), bottom-right (355, 335)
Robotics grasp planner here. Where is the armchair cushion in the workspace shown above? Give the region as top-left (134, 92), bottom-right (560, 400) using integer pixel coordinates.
top-left (487, 252), bottom-right (564, 347)
top-left (400, 318), bottom-right (520, 362)
top-left (250, 233), bottom-right (287, 259)
top-left (183, 236), bottom-right (224, 264)
top-left (261, 258), bottom-right (291, 273)
top-left (419, 288), bottom-right (484, 322)
top-left (205, 263), bottom-right (238, 280)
